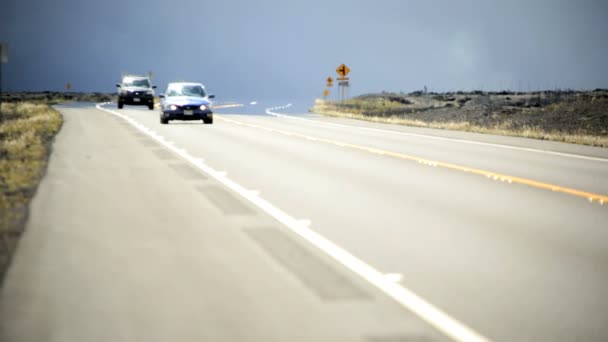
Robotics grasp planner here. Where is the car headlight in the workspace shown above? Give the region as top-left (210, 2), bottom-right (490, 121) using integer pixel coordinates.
top-left (200, 105), bottom-right (207, 110)
top-left (146, 90), bottom-right (153, 95)
top-left (170, 105), bottom-right (177, 110)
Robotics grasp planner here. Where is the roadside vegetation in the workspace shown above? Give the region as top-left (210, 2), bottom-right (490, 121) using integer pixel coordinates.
top-left (311, 89), bottom-right (608, 147)
top-left (0, 100), bottom-right (63, 278)
top-left (2, 91), bottom-right (113, 104)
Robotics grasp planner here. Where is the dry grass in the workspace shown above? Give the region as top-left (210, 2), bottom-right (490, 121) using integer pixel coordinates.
top-left (1, 92), bottom-right (114, 105)
top-left (0, 102), bottom-right (62, 276)
top-left (312, 99), bottom-right (608, 147)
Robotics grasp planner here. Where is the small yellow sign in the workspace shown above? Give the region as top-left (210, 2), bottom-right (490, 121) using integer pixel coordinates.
top-left (66, 83), bottom-right (71, 91)
top-left (323, 89), bottom-right (330, 97)
top-left (326, 76), bottom-right (333, 86)
top-left (336, 64), bottom-right (350, 77)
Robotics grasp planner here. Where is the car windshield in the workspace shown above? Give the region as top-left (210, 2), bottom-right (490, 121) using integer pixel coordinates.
top-left (166, 85), bottom-right (206, 97)
top-left (124, 79), bottom-right (150, 87)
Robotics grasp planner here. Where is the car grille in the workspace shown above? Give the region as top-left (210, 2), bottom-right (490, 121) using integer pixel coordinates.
top-left (129, 91), bottom-right (146, 96)
top-left (182, 105), bottom-right (200, 110)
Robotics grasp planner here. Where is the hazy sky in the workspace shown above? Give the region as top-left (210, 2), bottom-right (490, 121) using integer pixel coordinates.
top-left (1, 0), bottom-right (607, 101)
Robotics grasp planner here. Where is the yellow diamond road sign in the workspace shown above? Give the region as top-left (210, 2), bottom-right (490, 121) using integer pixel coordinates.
top-left (336, 64), bottom-right (350, 77)
top-left (326, 77), bottom-right (333, 86)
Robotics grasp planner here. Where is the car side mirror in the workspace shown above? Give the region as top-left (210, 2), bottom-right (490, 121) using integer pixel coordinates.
top-left (116, 83), bottom-right (121, 88)
top-left (209, 94), bottom-right (215, 99)
top-left (152, 85), bottom-right (157, 89)
top-left (159, 94), bottom-right (165, 98)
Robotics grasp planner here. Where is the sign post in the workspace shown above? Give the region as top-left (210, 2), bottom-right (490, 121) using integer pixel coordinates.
top-left (0, 43), bottom-right (7, 123)
top-left (335, 63), bottom-right (351, 102)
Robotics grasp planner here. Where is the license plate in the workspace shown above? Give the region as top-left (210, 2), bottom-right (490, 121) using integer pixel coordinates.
top-left (133, 98), bottom-right (140, 102)
top-left (184, 109), bottom-right (193, 115)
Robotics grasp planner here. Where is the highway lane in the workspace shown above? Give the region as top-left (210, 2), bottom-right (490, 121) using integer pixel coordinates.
top-left (109, 102), bottom-right (608, 342)
top-left (250, 109), bottom-right (608, 196)
top-left (0, 103), bottom-right (450, 342)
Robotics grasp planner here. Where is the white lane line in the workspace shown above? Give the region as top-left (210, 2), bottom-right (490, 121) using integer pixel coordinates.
top-left (96, 102), bottom-right (490, 342)
top-left (298, 219), bottom-right (312, 227)
top-left (265, 105), bottom-right (608, 163)
top-left (385, 273), bottom-right (404, 283)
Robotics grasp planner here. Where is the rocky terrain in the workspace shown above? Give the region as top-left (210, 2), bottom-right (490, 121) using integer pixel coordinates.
top-left (312, 89), bottom-right (608, 147)
top-left (1, 91), bottom-right (114, 104)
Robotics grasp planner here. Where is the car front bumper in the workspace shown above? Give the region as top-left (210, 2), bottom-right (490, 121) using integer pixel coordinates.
top-left (119, 94), bottom-right (154, 105)
top-left (162, 110), bottom-right (213, 121)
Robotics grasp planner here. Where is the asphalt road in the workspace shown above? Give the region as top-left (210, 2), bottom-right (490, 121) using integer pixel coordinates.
top-left (2, 101), bottom-right (608, 341)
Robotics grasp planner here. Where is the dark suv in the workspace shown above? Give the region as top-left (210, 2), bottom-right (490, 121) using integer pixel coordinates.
top-left (116, 75), bottom-right (156, 110)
